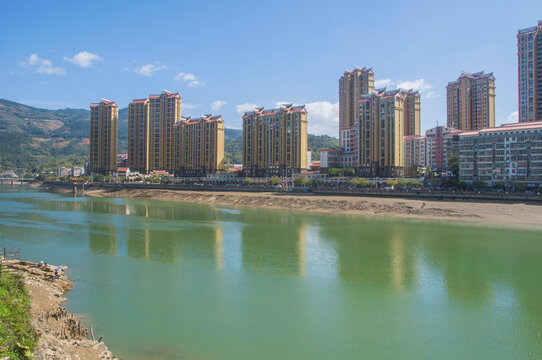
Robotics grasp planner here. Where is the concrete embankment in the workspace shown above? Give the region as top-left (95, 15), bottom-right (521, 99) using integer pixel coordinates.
top-left (41, 180), bottom-right (542, 203)
top-left (5, 260), bottom-right (117, 360)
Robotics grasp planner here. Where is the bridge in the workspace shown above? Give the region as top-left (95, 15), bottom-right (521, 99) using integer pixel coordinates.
top-left (0, 178), bottom-right (35, 185)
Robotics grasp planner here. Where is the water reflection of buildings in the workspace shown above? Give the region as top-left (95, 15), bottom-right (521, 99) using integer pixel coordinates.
top-left (88, 223), bottom-right (117, 255)
top-left (81, 197), bottom-right (542, 336)
top-left (241, 212), bottom-right (307, 276)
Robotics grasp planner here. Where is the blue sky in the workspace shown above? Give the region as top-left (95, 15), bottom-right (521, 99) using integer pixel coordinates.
top-left (1, 0), bottom-right (541, 136)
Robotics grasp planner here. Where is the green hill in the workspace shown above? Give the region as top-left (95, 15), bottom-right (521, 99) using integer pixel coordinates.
top-left (0, 99), bottom-right (338, 174)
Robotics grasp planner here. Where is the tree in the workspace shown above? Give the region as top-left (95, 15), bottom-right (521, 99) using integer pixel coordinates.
top-left (448, 154), bottom-right (460, 178)
top-left (269, 176), bottom-right (282, 186)
top-left (294, 176), bottom-right (310, 187)
top-left (94, 174), bottom-right (105, 182)
top-left (244, 177), bottom-right (254, 184)
top-left (343, 167), bottom-right (355, 177)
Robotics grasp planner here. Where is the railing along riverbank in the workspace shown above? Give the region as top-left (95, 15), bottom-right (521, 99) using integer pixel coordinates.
top-left (40, 180), bottom-right (542, 203)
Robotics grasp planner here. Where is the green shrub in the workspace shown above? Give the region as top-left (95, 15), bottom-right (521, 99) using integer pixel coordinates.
top-left (0, 274), bottom-right (38, 359)
top-left (269, 176), bottom-right (282, 186)
top-left (294, 176), bottom-right (311, 187)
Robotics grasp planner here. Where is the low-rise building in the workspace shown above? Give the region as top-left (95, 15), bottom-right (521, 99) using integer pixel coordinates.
top-left (403, 135), bottom-right (426, 168)
top-left (425, 126), bottom-right (459, 171)
top-left (0, 170), bottom-right (18, 178)
top-left (458, 121), bottom-right (542, 185)
top-left (319, 149), bottom-right (343, 172)
top-left (57, 167), bottom-right (70, 178)
top-left (71, 166), bottom-right (84, 177)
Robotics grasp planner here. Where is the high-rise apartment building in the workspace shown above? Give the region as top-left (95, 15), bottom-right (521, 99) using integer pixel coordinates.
top-left (173, 114), bottom-right (225, 176)
top-left (446, 71), bottom-right (495, 131)
top-left (128, 99), bottom-right (150, 174)
top-left (148, 90), bottom-right (182, 172)
top-left (518, 21), bottom-right (542, 123)
top-left (339, 67), bottom-right (374, 142)
top-left (358, 89), bottom-right (421, 176)
top-left (89, 99), bottom-right (118, 174)
top-left (242, 104), bottom-right (308, 177)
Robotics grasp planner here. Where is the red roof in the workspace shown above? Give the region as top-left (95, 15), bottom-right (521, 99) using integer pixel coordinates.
top-left (227, 168), bottom-right (243, 172)
top-left (130, 99), bottom-right (148, 104)
top-left (90, 99), bottom-right (118, 107)
top-left (117, 167), bottom-right (129, 171)
top-left (460, 121), bottom-right (542, 137)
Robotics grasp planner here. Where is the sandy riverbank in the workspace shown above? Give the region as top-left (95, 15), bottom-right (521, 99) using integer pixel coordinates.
top-left (6, 260), bottom-right (116, 360)
top-left (81, 187), bottom-right (542, 228)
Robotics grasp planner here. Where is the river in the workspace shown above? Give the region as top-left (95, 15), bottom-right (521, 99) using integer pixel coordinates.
top-left (1, 186), bottom-right (542, 359)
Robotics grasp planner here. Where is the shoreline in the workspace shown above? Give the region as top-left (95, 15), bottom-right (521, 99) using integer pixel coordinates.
top-left (48, 185), bottom-right (542, 229)
top-left (6, 260), bottom-right (116, 359)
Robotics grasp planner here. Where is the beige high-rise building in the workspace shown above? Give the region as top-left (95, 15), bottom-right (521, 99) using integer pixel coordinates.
top-left (127, 99), bottom-right (150, 174)
top-left (89, 99), bottom-right (118, 174)
top-left (242, 104), bottom-right (308, 177)
top-left (339, 67), bottom-right (374, 141)
top-left (446, 71), bottom-right (495, 131)
top-left (518, 21), bottom-right (542, 123)
top-left (358, 89), bottom-right (420, 176)
top-left (173, 114), bottom-right (225, 176)
top-left (148, 90), bottom-right (182, 172)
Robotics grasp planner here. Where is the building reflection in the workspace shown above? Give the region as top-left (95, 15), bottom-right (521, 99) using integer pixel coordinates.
top-left (80, 196), bottom-right (542, 340)
top-left (240, 212), bottom-right (307, 276)
top-left (88, 223), bottom-right (117, 255)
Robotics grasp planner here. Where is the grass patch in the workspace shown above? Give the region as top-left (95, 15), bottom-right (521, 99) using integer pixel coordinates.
top-left (0, 273), bottom-right (38, 359)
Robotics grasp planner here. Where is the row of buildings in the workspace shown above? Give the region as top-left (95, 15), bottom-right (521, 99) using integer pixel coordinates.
top-left (89, 19), bottom-right (542, 184)
top-left (322, 20), bottom-right (542, 185)
top-left (89, 91), bottom-right (227, 176)
top-left (89, 91), bottom-right (309, 177)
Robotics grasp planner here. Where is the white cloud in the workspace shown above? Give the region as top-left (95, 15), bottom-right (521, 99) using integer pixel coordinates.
top-left (135, 64), bottom-right (167, 76)
top-left (507, 111), bottom-right (518, 123)
top-left (236, 103), bottom-right (259, 114)
top-left (20, 53), bottom-right (65, 75)
top-left (183, 102), bottom-right (200, 109)
top-left (25, 54), bottom-right (39, 66)
top-left (211, 100), bottom-right (227, 112)
top-left (394, 78), bottom-right (439, 98)
top-left (305, 101), bottom-right (339, 136)
top-left (397, 78), bottom-right (432, 92)
top-left (64, 51), bottom-right (103, 67)
top-left (175, 72), bottom-right (204, 87)
top-left (374, 79), bottom-right (393, 88)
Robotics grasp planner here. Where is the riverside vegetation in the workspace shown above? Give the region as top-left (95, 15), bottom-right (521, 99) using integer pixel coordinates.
top-left (0, 273), bottom-right (38, 359)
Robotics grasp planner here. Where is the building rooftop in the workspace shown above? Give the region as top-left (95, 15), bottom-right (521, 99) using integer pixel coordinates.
top-left (242, 104), bottom-right (307, 118)
top-left (360, 88), bottom-right (419, 101)
top-left (460, 121), bottom-right (542, 136)
top-left (129, 98), bottom-right (148, 104)
top-left (180, 114), bottom-right (224, 125)
top-left (90, 99), bottom-right (118, 107)
top-left (518, 20), bottom-right (542, 34)
top-left (149, 90), bottom-right (181, 99)
top-left (342, 66), bottom-right (374, 76)
top-left (447, 71), bottom-right (495, 86)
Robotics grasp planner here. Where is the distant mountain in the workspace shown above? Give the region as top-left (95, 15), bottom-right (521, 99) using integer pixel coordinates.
top-left (0, 99), bottom-right (337, 173)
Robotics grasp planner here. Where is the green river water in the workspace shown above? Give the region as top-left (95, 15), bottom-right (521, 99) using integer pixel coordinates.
top-left (1, 186), bottom-right (542, 359)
